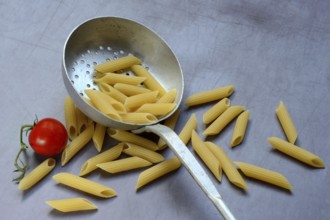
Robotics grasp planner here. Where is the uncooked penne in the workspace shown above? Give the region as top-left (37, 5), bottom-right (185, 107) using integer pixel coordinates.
top-left (178, 113), bottom-right (198, 145)
top-left (18, 158), bottom-right (56, 190)
top-left (123, 143), bottom-right (164, 163)
top-left (97, 156), bottom-right (152, 174)
top-left (92, 123), bottom-right (106, 152)
top-left (124, 91), bottom-right (159, 110)
top-left (158, 110), bottom-right (180, 149)
top-left (136, 157), bottom-right (181, 190)
top-left (191, 130), bottom-right (222, 181)
top-left (185, 85), bottom-right (234, 107)
top-left (120, 112), bottom-right (158, 124)
top-left (276, 101), bottom-right (298, 144)
top-left (64, 96), bottom-right (78, 140)
top-left (156, 89), bottom-right (177, 103)
top-left (98, 82), bottom-right (127, 103)
top-left (205, 142), bottom-right (247, 189)
top-left (46, 198), bottom-right (97, 212)
top-left (203, 106), bottom-right (245, 136)
top-left (235, 161), bottom-right (293, 190)
top-left (230, 110), bottom-right (250, 147)
top-left (203, 98), bottom-right (230, 124)
top-left (107, 128), bottom-right (159, 151)
top-left (80, 143), bottom-right (123, 176)
top-left (268, 137), bottom-right (325, 168)
top-left (114, 83), bottom-right (151, 96)
top-left (84, 89), bottom-right (123, 120)
top-left (75, 107), bottom-right (89, 135)
top-left (136, 103), bottom-right (176, 116)
top-left (94, 55), bottom-right (142, 73)
top-left (53, 172), bottom-right (117, 198)
top-left (131, 65), bottom-right (167, 96)
top-left (94, 73), bottom-right (146, 86)
top-left (61, 124), bottom-right (94, 166)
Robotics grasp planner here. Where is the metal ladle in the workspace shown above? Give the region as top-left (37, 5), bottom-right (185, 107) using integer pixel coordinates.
top-left (62, 16), bottom-right (235, 220)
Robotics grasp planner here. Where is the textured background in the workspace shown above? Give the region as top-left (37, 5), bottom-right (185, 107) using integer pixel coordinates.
top-left (1, 0), bottom-right (330, 219)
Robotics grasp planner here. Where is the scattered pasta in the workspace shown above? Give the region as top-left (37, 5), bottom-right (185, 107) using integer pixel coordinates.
top-left (46, 198), bottom-right (97, 212)
top-left (123, 143), bottom-right (164, 163)
top-left (276, 101), bottom-right (298, 144)
top-left (64, 96), bottom-right (78, 140)
top-left (203, 98), bottom-right (230, 124)
top-left (178, 113), bottom-right (198, 145)
top-left (92, 123), bottom-right (106, 152)
top-left (97, 156), bottom-right (152, 174)
top-left (230, 110), bottom-right (250, 147)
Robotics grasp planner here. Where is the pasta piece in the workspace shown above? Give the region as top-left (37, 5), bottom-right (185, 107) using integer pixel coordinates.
top-left (18, 158), bottom-right (56, 190)
top-left (98, 82), bottom-right (127, 103)
top-left (135, 103), bottom-right (176, 116)
top-left (235, 161), bottom-right (293, 190)
top-left (131, 65), bottom-right (167, 96)
top-left (185, 85), bottom-right (234, 107)
top-left (276, 101), bottom-right (298, 144)
top-left (53, 172), bottom-right (117, 198)
top-left (203, 98), bottom-right (230, 124)
top-left (64, 96), bottom-right (78, 140)
top-left (120, 112), bottom-right (158, 124)
top-left (123, 143), bottom-right (164, 163)
top-left (84, 89), bottom-right (124, 120)
top-left (136, 157), bottom-right (181, 190)
top-left (107, 128), bottom-right (159, 151)
top-left (46, 198), bottom-right (97, 212)
top-left (230, 110), bottom-right (250, 147)
top-left (61, 124), bottom-right (94, 166)
top-left (97, 156), bottom-right (152, 174)
top-left (114, 83), bottom-right (151, 96)
top-left (178, 113), bottom-right (198, 145)
top-left (92, 123), bottom-right (106, 152)
top-left (205, 142), bottom-right (247, 189)
top-left (93, 73), bottom-right (146, 86)
top-left (94, 55), bottom-right (142, 73)
top-left (158, 110), bottom-right (180, 149)
top-left (156, 89), bottom-right (177, 103)
top-left (268, 137), bottom-right (325, 168)
top-left (124, 91), bottom-right (159, 110)
top-left (80, 143), bottom-right (123, 176)
top-left (203, 106), bottom-right (245, 136)
top-left (191, 130), bottom-right (222, 181)
top-left (75, 107), bottom-right (89, 135)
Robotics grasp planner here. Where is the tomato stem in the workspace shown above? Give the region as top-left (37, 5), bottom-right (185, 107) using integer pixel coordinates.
top-left (13, 124), bottom-right (34, 183)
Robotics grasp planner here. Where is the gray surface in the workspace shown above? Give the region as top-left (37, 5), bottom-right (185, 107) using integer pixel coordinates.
top-left (1, 0), bottom-right (330, 220)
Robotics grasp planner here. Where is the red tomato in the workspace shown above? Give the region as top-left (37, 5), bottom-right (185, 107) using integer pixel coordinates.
top-left (28, 118), bottom-right (68, 156)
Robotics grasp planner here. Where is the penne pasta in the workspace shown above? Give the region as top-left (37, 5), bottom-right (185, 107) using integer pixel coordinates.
top-left (203, 98), bottom-right (230, 124)
top-left (98, 82), bottom-right (127, 103)
top-left (185, 85), bottom-right (234, 107)
top-left (18, 158), bottom-right (56, 190)
top-left (94, 55), bottom-right (142, 73)
top-left (53, 172), bottom-right (117, 198)
top-left (120, 112), bottom-right (158, 124)
top-left (80, 143), bottom-right (124, 176)
top-left (178, 113), bottom-right (198, 145)
top-left (230, 110), bottom-right (250, 147)
top-left (124, 91), bottom-right (159, 110)
top-left (203, 106), bottom-right (245, 136)
top-left (92, 123), bottom-right (106, 152)
top-left (276, 101), bottom-right (298, 144)
top-left (84, 89), bottom-right (124, 120)
top-left (131, 65), bottom-right (167, 96)
top-left (235, 161), bottom-right (293, 190)
top-left (75, 107), bottom-right (89, 135)
top-left (114, 83), bottom-right (151, 96)
top-left (46, 198), bottom-right (97, 212)
top-left (156, 89), bottom-right (177, 103)
top-left (94, 72), bottom-right (146, 86)
top-left (123, 143), bottom-right (164, 163)
top-left (135, 103), bottom-right (176, 116)
top-left (136, 157), bottom-right (181, 190)
top-left (205, 142), bottom-right (247, 189)
top-left (107, 128), bottom-right (159, 151)
top-left (61, 124), bottom-right (94, 166)
top-left (191, 130), bottom-right (222, 181)
top-left (268, 137), bottom-right (325, 168)
top-left (97, 156), bottom-right (152, 174)
top-left (158, 109), bottom-right (181, 149)
top-left (64, 96), bottom-right (78, 140)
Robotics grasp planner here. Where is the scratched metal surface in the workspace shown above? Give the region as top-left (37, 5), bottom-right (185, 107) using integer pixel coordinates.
top-left (1, 0), bottom-right (330, 220)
